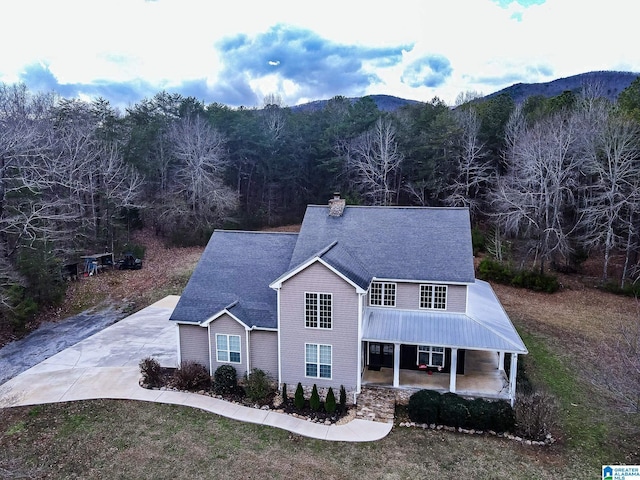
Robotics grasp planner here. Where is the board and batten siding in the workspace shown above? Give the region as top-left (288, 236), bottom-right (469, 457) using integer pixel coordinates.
top-left (392, 282), bottom-right (467, 313)
top-left (249, 330), bottom-right (278, 379)
top-left (178, 324), bottom-right (210, 369)
top-left (208, 313), bottom-right (248, 377)
top-left (279, 261), bottom-right (360, 390)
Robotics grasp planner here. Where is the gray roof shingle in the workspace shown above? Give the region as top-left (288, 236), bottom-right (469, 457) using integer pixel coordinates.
top-left (169, 230), bottom-right (298, 328)
top-left (289, 206), bottom-right (475, 283)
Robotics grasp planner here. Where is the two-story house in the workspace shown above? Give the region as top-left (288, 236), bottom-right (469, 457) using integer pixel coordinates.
top-left (169, 197), bottom-right (528, 405)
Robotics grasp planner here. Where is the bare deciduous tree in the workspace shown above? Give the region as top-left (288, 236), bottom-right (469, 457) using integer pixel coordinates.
top-left (445, 107), bottom-right (493, 218)
top-left (347, 117), bottom-right (403, 206)
top-left (490, 110), bottom-right (584, 273)
top-left (167, 115), bottom-right (238, 232)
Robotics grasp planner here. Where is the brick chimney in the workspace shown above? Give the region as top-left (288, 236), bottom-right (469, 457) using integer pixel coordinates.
top-left (328, 192), bottom-right (346, 217)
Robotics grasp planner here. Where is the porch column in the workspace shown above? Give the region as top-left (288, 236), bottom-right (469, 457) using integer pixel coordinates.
top-left (393, 343), bottom-right (400, 388)
top-left (509, 353), bottom-right (518, 406)
top-left (498, 351), bottom-right (505, 371)
top-left (449, 348), bottom-right (458, 393)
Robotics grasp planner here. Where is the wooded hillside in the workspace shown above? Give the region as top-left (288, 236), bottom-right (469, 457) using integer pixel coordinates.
top-left (1, 73), bottom-right (640, 332)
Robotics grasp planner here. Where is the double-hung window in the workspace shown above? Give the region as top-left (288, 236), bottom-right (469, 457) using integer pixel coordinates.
top-left (216, 334), bottom-right (241, 363)
top-left (420, 284), bottom-right (447, 310)
top-left (305, 343), bottom-right (332, 379)
top-left (369, 282), bottom-right (397, 307)
top-left (305, 292), bottom-right (332, 328)
top-left (417, 345), bottom-right (445, 368)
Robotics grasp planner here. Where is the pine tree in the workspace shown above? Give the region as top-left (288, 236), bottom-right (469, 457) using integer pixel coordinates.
top-left (294, 382), bottom-right (305, 410)
top-left (325, 387), bottom-right (336, 413)
top-left (310, 384), bottom-right (321, 411)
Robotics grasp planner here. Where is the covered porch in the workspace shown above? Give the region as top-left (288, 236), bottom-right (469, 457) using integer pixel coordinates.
top-left (362, 349), bottom-right (511, 400)
top-left (360, 280), bottom-right (528, 405)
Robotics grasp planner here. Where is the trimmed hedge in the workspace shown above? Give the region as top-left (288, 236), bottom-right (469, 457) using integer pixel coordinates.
top-left (477, 258), bottom-right (559, 293)
top-left (407, 390), bottom-right (515, 433)
top-left (213, 364), bottom-right (237, 394)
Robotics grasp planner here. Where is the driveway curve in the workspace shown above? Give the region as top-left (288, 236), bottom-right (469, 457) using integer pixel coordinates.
top-left (0, 296), bottom-right (391, 442)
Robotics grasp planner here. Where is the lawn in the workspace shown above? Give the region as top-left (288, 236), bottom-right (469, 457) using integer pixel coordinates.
top-left (1, 241), bottom-right (639, 479)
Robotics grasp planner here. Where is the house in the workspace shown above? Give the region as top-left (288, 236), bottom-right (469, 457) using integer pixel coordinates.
top-left (169, 196), bottom-right (528, 405)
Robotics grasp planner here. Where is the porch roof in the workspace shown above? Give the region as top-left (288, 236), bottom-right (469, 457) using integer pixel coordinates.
top-left (362, 280), bottom-right (527, 354)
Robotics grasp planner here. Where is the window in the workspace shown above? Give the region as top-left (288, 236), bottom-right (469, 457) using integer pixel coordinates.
top-left (420, 284), bottom-right (447, 310)
top-left (305, 344), bottom-right (332, 379)
top-left (417, 345), bottom-right (445, 367)
top-left (305, 292), bottom-right (332, 328)
top-left (369, 282), bottom-right (396, 307)
top-left (216, 334), bottom-right (241, 363)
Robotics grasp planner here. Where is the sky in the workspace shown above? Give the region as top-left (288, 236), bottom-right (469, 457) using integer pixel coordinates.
top-left (1, 0), bottom-right (638, 110)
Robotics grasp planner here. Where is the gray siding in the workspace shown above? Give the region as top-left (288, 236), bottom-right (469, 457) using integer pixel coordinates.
top-left (381, 282), bottom-right (467, 313)
top-left (250, 330), bottom-right (279, 379)
top-left (178, 324), bottom-right (210, 369)
top-left (208, 313), bottom-right (248, 378)
top-left (279, 261), bottom-right (360, 390)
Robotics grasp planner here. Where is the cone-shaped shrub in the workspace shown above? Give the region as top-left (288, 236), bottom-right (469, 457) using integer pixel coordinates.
top-left (310, 384), bottom-right (321, 411)
top-left (294, 382), bottom-right (305, 410)
top-left (281, 383), bottom-right (287, 403)
top-left (325, 387), bottom-right (337, 413)
top-left (339, 385), bottom-right (347, 411)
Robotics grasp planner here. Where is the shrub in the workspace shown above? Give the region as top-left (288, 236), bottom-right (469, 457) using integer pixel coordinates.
top-left (467, 398), bottom-right (493, 431)
top-left (488, 400), bottom-right (516, 433)
top-left (294, 383), bottom-right (305, 410)
top-left (325, 387), bottom-right (337, 414)
top-left (339, 385), bottom-right (347, 412)
top-left (139, 357), bottom-right (163, 388)
top-left (172, 361), bottom-right (211, 391)
top-left (281, 383), bottom-right (287, 403)
top-left (515, 391), bottom-right (558, 441)
top-left (309, 384), bottom-right (321, 411)
top-left (477, 258), bottom-right (559, 293)
top-left (407, 390), bottom-right (441, 424)
top-left (213, 364), bottom-right (237, 394)
top-left (244, 368), bottom-right (272, 402)
top-left (439, 393), bottom-right (471, 428)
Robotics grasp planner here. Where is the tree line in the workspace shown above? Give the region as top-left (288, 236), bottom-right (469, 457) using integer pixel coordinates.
top-left (1, 77), bottom-right (640, 330)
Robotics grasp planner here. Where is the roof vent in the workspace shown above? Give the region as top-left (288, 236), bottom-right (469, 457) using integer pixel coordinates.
top-left (329, 192), bottom-right (346, 217)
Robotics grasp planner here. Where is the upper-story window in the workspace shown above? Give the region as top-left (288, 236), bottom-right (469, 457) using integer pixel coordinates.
top-left (305, 292), bottom-right (332, 328)
top-left (370, 282), bottom-right (396, 307)
top-left (420, 284), bottom-right (447, 310)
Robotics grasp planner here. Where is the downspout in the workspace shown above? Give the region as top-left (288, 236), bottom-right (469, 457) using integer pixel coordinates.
top-left (207, 324), bottom-right (213, 375)
top-left (276, 287), bottom-right (282, 386)
top-left (356, 292), bottom-right (364, 394)
top-left (245, 327), bottom-right (250, 377)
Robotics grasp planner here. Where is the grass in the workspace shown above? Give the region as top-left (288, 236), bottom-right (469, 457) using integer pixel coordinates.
top-left (1, 400), bottom-right (585, 479)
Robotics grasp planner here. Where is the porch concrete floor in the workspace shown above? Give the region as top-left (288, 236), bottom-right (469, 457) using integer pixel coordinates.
top-left (361, 350), bottom-right (510, 399)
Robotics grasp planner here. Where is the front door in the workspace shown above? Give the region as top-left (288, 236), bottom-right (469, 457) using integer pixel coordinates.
top-left (369, 342), bottom-right (393, 369)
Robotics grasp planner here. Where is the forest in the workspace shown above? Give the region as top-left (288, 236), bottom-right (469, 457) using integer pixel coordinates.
top-left (1, 76), bottom-right (640, 330)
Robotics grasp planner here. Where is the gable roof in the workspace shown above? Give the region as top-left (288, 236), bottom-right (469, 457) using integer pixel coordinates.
top-left (169, 230), bottom-right (298, 328)
top-left (289, 206), bottom-right (475, 284)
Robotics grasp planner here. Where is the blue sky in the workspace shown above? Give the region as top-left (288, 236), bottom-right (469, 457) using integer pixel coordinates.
top-left (1, 0), bottom-right (637, 109)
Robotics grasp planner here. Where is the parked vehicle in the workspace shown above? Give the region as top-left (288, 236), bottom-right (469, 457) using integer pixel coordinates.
top-left (118, 252), bottom-right (143, 270)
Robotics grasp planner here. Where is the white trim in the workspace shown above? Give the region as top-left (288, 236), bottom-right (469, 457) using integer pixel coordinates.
top-left (245, 329), bottom-right (250, 376)
top-left (369, 281), bottom-right (397, 307)
top-left (215, 333), bottom-right (242, 364)
top-left (270, 256), bottom-right (366, 294)
top-left (417, 345), bottom-right (445, 367)
top-left (207, 324), bottom-right (213, 374)
top-left (419, 284), bottom-right (448, 310)
top-left (201, 309), bottom-right (250, 329)
top-left (304, 343), bottom-right (332, 380)
top-left (356, 292), bottom-right (364, 393)
top-left (276, 287), bottom-right (282, 386)
top-left (304, 291), bottom-right (333, 330)
top-left (372, 276), bottom-right (473, 286)
top-left (175, 323), bottom-right (182, 367)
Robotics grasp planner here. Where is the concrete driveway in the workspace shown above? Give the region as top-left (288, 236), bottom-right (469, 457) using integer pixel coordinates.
top-left (0, 295), bottom-right (392, 442)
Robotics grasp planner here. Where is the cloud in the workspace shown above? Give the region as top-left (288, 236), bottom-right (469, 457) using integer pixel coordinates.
top-left (492, 0), bottom-right (546, 7)
top-left (467, 64), bottom-right (554, 86)
top-left (215, 24), bottom-right (410, 105)
top-left (401, 55), bottom-right (453, 88)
